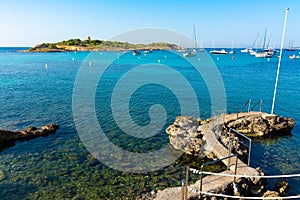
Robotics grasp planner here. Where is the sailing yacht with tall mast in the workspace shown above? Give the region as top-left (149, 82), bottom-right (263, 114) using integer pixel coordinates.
top-left (286, 39), bottom-right (295, 51)
top-left (183, 25), bottom-right (197, 57)
top-left (229, 42), bottom-right (235, 54)
top-left (255, 29), bottom-right (276, 58)
top-left (241, 33), bottom-right (259, 54)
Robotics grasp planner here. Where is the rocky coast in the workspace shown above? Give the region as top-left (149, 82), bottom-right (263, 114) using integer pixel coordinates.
top-left (150, 112), bottom-right (295, 200)
top-left (0, 124), bottom-right (59, 150)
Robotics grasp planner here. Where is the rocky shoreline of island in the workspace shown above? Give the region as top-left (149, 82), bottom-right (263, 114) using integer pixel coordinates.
top-left (19, 37), bottom-right (179, 52)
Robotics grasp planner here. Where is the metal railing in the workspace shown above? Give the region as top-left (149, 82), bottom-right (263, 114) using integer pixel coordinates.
top-left (229, 128), bottom-right (252, 166)
top-left (251, 99), bottom-right (263, 112)
top-left (236, 99), bottom-right (263, 118)
top-left (199, 154), bottom-right (238, 198)
top-left (188, 171), bottom-right (300, 199)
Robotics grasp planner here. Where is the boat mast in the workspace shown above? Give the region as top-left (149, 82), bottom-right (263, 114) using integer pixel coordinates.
top-left (252, 32), bottom-right (259, 48)
top-left (267, 34), bottom-right (272, 49)
top-left (193, 24), bottom-right (197, 49)
top-left (262, 28), bottom-right (267, 50)
top-left (271, 8), bottom-right (289, 114)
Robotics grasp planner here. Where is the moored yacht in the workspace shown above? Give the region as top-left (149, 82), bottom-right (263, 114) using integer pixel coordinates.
top-left (210, 49), bottom-right (228, 54)
top-left (241, 48), bottom-right (252, 53)
top-left (255, 48), bottom-right (276, 58)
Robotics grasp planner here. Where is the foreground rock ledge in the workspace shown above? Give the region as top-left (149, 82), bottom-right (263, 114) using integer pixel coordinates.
top-left (166, 113), bottom-right (295, 157)
top-left (0, 124), bottom-right (59, 150)
top-left (147, 112), bottom-right (295, 200)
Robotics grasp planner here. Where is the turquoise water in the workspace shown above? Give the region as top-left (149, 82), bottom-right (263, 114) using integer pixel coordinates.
top-left (0, 48), bottom-right (300, 198)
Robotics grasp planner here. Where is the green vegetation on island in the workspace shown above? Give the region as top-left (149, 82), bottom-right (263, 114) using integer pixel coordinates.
top-left (26, 37), bottom-right (179, 52)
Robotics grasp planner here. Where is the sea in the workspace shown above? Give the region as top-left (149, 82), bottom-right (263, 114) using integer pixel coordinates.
top-left (0, 47), bottom-right (300, 199)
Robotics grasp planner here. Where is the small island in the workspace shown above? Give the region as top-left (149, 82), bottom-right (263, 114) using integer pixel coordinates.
top-left (21, 36), bottom-right (179, 52)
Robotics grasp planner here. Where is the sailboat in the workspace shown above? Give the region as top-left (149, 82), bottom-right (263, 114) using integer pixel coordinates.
top-left (250, 33), bottom-right (260, 55)
top-left (255, 29), bottom-right (276, 58)
top-left (178, 41), bottom-right (186, 52)
top-left (286, 39), bottom-right (295, 51)
top-left (229, 42), bottom-right (235, 54)
top-left (241, 33), bottom-right (259, 54)
top-left (183, 25), bottom-right (197, 57)
top-left (198, 40), bottom-right (204, 52)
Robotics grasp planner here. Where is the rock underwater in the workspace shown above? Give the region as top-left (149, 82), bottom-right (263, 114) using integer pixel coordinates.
top-left (0, 124), bottom-right (59, 150)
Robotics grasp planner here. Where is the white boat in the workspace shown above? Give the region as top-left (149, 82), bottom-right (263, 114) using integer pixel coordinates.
top-left (183, 49), bottom-right (197, 57)
top-left (178, 41), bottom-right (186, 52)
top-left (178, 48), bottom-right (186, 53)
top-left (255, 29), bottom-right (276, 58)
top-left (241, 33), bottom-right (260, 54)
top-left (229, 43), bottom-right (235, 54)
top-left (198, 40), bottom-right (204, 52)
top-left (209, 41), bottom-right (228, 54)
top-left (133, 50), bottom-right (141, 56)
top-left (255, 49), bottom-right (276, 58)
top-left (249, 49), bottom-right (257, 56)
top-left (210, 49), bottom-right (228, 54)
top-left (241, 48), bottom-right (252, 53)
top-left (289, 54), bottom-right (299, 59)
top-left (143, 49), bottom-right (152, 54)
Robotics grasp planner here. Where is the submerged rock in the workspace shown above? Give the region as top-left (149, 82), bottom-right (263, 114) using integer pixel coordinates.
top-left (0, 170), bottom-right (4, 181)
top-left (0, 124), bottom-right (59, 150)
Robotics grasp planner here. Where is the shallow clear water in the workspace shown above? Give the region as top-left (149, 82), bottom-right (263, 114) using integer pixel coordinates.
top-left (0, 48), bottom-right (299, 198)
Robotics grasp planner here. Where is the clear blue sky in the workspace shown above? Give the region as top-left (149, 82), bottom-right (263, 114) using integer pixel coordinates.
top-left (1, 0), bottom-right (299, 47)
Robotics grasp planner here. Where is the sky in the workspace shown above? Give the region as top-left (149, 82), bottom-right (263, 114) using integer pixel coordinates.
top-left (1, 0), bottom-right (300, 47)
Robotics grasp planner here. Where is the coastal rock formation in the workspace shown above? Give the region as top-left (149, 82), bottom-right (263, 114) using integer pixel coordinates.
top-left (225, 114), bottom-right (295, 137)
top-left (156, 113), bottom-right (295, 200)
top-left (0, 124), bottom-right (59, 150)
top-left (262, 190), bottom-right (281, 199)
top-left (166, 113), bottom-right (295, 158)
top-left (166, 116), bottom-right (206, 157)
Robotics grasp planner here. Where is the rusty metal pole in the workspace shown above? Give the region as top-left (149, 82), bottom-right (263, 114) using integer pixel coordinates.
top-left (185, 166), bottom-right (189, 200)
top-left (181, 179), bottom-right (184, 200)
top-left (199, 172), bottom-right (203, 200)
top-left (234, 155), bottom-right (238, 182)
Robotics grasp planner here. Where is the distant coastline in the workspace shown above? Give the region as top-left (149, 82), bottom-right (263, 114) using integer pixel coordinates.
top-left (20, 37), bottom-right (179, 52)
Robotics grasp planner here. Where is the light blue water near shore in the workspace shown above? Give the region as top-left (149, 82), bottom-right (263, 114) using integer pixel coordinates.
top-left (0, 48), bottom-right (300, 198)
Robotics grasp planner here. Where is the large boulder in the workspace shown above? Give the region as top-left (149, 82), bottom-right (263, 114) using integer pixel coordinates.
top-left (166, 116), bottom-right (204, 156)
